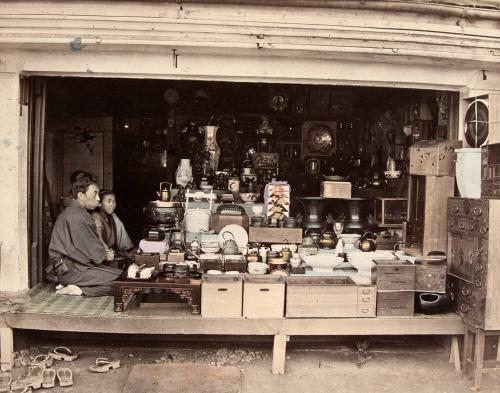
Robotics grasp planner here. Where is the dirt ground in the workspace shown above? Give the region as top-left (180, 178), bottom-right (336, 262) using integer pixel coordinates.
top-left (5, 336), bottom-right (500, 393)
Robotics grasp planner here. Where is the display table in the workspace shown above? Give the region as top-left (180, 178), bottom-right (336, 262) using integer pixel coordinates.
top-left (113, 277), bottom-right (201, 314)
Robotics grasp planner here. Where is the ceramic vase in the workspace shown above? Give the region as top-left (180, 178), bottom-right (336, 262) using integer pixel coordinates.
top-left (175, 158), bottom-right (193, 187)
top-left (203, 125), bottom-right (220, 173)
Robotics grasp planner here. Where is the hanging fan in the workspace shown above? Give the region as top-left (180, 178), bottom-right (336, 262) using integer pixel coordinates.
top-left (464, 99), bottom-right (489, 147)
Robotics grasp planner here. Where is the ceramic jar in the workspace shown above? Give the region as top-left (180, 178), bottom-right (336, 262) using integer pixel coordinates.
top-left (176, 159), bottom-right (193, 187)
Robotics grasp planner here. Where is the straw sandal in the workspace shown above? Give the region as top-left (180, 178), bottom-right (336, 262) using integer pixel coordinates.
top-left (41, 368), bottom-right (56, 389)
top-left (48, 347), bottom-right (77, 362)
top-left (56, 368), bottom-right (73, 387)
top-left (88, 358), bottom-right (121, 373)
top-left (31, 355), bottom-right (53, 370)
top-left (0, 372), bottom-right (11, 393)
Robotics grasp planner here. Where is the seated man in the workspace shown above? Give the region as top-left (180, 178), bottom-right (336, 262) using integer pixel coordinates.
top-left (48, 178), bottom-right (122, 296)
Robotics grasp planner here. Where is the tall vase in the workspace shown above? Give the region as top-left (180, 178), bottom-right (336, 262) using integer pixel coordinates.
top-left (297, 197), bottom-right (327, 229)
top-left (203, 125), bottom-right (220, 174)
top-left (176, 159), bottom-right (193, 187)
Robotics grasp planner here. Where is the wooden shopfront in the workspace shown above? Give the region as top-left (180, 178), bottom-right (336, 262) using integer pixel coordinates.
top-left (1, 0), bottom-right (500, 387)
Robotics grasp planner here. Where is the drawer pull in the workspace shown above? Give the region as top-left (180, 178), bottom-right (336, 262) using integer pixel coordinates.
top-left (473, 207), bottom-right (482, 216)
top-left (460, 304), bottom-right (469, 313)
top-left (459, 223), bottom-right (465, 230)
top-left (452, 205), bottom-right (460, 213)
top-left (217, 288), bottom-right (228, 292)
top-left (479, 227), bottom-right (488, 234)
top-left (259, 288), bottom-right (270, 292)
top-left (361, 289), bottom-right (371, 294)
top-left (359, 308), bottom-right (369, 313)
top-left (462, 287), bottom-right (470, 296)
top-left (361, 297), bottom-right (371, 303)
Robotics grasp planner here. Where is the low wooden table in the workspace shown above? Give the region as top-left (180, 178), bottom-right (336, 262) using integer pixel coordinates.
top-left (113, 277), bottom-right (201, 314)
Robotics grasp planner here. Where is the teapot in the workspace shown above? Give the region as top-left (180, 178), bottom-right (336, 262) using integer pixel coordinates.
top-left (221, 232), bottom-right (239, 255)
top-left (156, 182), bottom-right (172, 202)
top-left (356, 231), bottom-right (377, 252)
top-left (318, 230), bottom-right (336, 249)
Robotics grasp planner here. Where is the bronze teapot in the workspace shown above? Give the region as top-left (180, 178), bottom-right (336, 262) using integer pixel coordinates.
top-left (357, 231), bottom-right (377, 252)
top-left (318, 230), bottom-right (336, 249)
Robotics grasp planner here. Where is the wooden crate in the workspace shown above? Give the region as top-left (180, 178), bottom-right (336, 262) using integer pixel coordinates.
top-left (320, 181), bottom-right (351, 198)
top-left (409, 139), bottom-right (461, 176)
top-left (285, 277), bottom-right (376, 318)
top-left (377, 290), bottom-right (414, 316)
top-left (371, 260), bottom-right (415, 291)
top-left (243, 275), bottom-right (285, 318)
top-left (248, 227), bottom-right (302, 244)
top-left (201, 275), bottom-right (242, 318)
top-left (415, 258), bottom-right (447, 293)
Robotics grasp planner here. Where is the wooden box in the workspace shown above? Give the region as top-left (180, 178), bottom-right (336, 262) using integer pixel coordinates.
top-left (199, 257), bottom-right (223, 273)
top-left (320, 181), bottom-right (352, 198)
top-left (377, 291), bottom-right (415, 316)
top-left (371, 260), bottom-right (415, 291)
top-left (286, 277), bottom-right (376, 318)
top-left (243, 275), bottom-right (285, 318)
top-left (415, 258), bottom-right (447, 293)
top-left (211, 213), bottom-right (249, 233)
top-left (409, 139), bottom-right (461, 176)
top-left (134, 253), bottom-right (160, 268)
top-left (248, 227), bottom-right (302, 244)
top-left (201, 275), bottom-right (242, 318)
top-left (223, 255), bottom-right (247, 273)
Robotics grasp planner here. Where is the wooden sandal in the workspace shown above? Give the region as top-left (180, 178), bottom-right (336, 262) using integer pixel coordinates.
top-left (48, 347), bottom-right (77, 362)
top-left (31, 354), bottom-right (53, 369)
top-left (56, 368), bottom-right (73, 387)
top-left (88, 358), bottom-right (121, 373)
top-left (17, 365), bottom-right (43, 390)
top-left (9, 382), bottom-right (31, 393)
top-left (41, 368), bottom-right (56, 389)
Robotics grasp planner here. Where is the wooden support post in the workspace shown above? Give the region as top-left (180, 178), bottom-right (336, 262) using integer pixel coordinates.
top-left (472, 329), bottom-right (485, 391)
top-left (463, 326), bottom-right (473, 377)
top-left (0, 327), bottom-right (13, 372)
top-left (272, 333), bottom-right (288, 375)
top-left (449, 335), bottom-right (461, 372)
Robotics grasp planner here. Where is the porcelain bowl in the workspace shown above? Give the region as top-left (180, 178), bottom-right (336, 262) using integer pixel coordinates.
top-left (302, 254), bottom-right (344, 270)
top-left (239, 192), bottom-right (260, 203)
top-left (348, 251), bottom-right (397, 273)
top-left (247, 262), bottom-right (268, 274)
top-left (339, 234), bottom-right (361, 250)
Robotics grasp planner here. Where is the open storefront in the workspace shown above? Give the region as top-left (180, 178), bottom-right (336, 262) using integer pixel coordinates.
top-left (1, 1), bottom-right (500, 388)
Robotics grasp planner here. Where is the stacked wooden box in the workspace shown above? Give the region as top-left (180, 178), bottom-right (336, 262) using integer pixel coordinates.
top-left (243, 275), bottom-right (285, 318)
top-left (285, 277), bottom-right (376, 318)
top-left (372, 260), bottom-right (415, 316)
top-left (201, 275), bottom-right (243, 318)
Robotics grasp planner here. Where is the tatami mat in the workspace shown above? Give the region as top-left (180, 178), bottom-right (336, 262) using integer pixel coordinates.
top-left (12, 284), bottom-right (120, 317)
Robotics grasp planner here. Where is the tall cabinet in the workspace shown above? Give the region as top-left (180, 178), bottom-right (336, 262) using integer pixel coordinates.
top-left (447, 198), bottom-right (500, 330)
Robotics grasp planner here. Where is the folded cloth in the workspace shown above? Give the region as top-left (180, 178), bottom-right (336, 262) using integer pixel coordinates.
top-left (138, 239), bottom-right (168, 254)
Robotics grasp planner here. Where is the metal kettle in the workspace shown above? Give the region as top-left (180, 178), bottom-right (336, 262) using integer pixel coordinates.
top-left (156, 182), bottom-right (172, 202)
top-left (357, 231), bottom-right (377, 252)
top-left (221, 232), bottom-right (239, 255)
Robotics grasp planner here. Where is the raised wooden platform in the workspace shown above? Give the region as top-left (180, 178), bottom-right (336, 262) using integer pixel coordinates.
top-left (1, 305), bottom-right (464, 374)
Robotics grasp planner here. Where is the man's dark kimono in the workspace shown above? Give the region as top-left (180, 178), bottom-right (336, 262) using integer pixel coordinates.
top-left (49, 199), bottom-right (122, 296)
